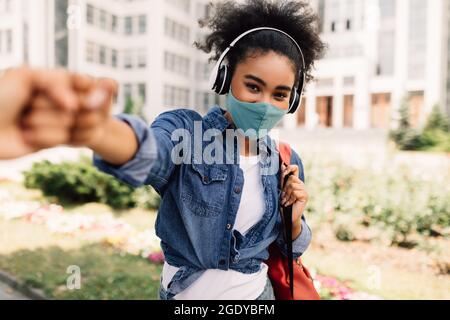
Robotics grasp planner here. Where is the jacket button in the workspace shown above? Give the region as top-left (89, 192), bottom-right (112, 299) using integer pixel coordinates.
top-left (203, 176), bottom-right (209, 183)
top-left (219, 259), bottom-right (226, 265)
top-left (226, 224), bottom-right (232, 230)
top-left (234, 186), bottom-right (242, 194)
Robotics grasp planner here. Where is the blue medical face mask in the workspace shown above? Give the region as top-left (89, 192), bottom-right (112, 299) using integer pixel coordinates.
top-left (225, 88), bottom-right (288, 140)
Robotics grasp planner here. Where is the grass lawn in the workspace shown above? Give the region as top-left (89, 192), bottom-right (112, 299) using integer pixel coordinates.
top-left (0, 244), bottom-right (162, 300)
top-left (0, 181), bottom-right (163, 300)
top-left (301, 223), bottom-right (450, 300)
top-left (302, 249), bottom-right (450, 300)
top-left (1, 179), bottom-right (449, 300)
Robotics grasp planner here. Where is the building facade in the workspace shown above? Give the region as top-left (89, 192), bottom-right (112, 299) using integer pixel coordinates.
top-left (0, 0), bottom-right (222, 120)
top-left (287, 0), bottom-right (450, 131)
top-left (0, 0), bottom-right (449, 130)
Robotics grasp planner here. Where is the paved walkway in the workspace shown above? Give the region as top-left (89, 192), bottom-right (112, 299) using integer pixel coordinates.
top-left (0, 281), bottom-right (29, 300)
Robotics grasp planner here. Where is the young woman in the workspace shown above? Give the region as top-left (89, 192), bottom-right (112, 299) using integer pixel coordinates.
top-left (61, 0), bottom-right (325, 300)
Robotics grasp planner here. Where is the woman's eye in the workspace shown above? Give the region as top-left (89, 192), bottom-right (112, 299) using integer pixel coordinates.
top-left (276, 93), bottom-right (288, 100)
top-left (246, 84), bottom-right (259, 92)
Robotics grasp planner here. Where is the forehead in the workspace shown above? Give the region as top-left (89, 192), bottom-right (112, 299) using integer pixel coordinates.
top-left (234, 50), bottom-right (296, 86)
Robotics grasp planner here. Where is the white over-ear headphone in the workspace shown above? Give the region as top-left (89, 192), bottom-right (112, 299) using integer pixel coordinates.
top-left (208, 27), bottom-right (306, 114)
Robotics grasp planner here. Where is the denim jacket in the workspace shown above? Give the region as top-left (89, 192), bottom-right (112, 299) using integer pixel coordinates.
top-left (94, 105), bottom-right (312, 300)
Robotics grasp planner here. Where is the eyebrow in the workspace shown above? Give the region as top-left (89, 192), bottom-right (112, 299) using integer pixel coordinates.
top-left (244, 74), bottom-right (291, 92)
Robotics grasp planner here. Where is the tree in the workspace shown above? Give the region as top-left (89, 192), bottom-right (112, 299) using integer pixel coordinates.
top-left (123, 98), bottom-right (148, 124)
top-left (423, 105), bottom-right (450, 133)
top-left (124, 98), bottom-right (136, 115)
top-left (420, 105), bottom-right (450, 151)
top-left (389, 98), bottom-right (422, 150)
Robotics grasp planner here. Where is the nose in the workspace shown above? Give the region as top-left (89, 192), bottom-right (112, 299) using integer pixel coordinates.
top-left (252, 92), bottom-right (273, 105)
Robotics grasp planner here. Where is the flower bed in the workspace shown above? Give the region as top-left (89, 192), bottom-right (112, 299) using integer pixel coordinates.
top-left (0, 189), bottom-right (383, 300)
top-left (0, 195), bottom-right (161, 263)
top-left (313, 275), bottom-right (382, 300)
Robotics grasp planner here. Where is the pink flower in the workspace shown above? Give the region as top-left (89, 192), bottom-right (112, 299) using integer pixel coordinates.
top-left (148, 251), bottom-right (165, 264)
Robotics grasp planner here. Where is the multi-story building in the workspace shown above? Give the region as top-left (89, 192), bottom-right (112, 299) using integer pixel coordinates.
top-left (0, 0), bottom-right (449, 130)
top-left (288, 0), bottom-right (450, 130)
top-left (0, 0), bottom-right (222, 120)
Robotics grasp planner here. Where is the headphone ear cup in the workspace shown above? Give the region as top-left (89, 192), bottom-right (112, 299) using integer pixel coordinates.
top-left (209, 61), bottom-right (220, 92)
top-left (221, 66), bottom-right (233, 95)
top-left (216, 65), bottom-right (232, 95)
top-left (288, 90), bottom-right (300, 114)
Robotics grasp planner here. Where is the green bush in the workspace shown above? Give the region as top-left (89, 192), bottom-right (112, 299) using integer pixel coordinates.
top-left (418, 106), bottom-right (450, 152)
top-left (389, 99), bottom-right (424, 151)
top-left (423, 105), bottom-right (450, 133)
top-left (390, 103), bottom-right (450, 152)
top-left (306, 159), bottom-right (450, 247)
top-left (23, 160), bottom-right (160, 210)
top-left (335, 224), bottom-right (355, 242)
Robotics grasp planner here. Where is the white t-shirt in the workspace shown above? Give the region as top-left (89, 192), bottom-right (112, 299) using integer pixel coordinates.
top-left (161, 155), bottom-right (268, 300)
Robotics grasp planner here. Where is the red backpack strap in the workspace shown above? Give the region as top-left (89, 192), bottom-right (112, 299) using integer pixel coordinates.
top-left (275, 140), bottom-right (295, 298)
top-left (276, 141), bottom-right (292, 166)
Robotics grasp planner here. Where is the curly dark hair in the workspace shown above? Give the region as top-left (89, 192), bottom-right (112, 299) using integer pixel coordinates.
top-left (194, 0), bottom-right (327, 85)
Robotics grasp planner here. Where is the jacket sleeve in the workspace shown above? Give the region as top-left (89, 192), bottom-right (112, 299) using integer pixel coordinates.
top-left (93, 110), bottom-right (191, 193)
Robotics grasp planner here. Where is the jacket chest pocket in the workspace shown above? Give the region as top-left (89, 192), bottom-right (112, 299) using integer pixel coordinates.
top-left (181, 163), bottom-right (228, 217)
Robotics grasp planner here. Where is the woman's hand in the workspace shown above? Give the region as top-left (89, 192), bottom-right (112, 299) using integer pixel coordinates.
top-left (21, 73), bottom-right (117, 150)
top-left (69, 74), bottom-right (118, 148)
top-left (0, 67), bottom-right (78, 159)
top-left (280, 163), bottom-right (309, 240)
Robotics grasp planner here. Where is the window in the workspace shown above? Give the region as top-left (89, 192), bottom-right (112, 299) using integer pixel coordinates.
top-left (346, 19), bottom-right (351, 30)
top-left (164, 85), bottom-right (189, 107)
top-left (86, 41), bottom-right (95, 62)
top-left (316, 78), bottom-right (334, 88)
top-left (195, 62), bottom-right (203, 80)
top-left (124, 84), bottom-right (132, 103)
top-left (328, 0), bottom-right (340, 33)
top-left (164, 18), bottom-right (174, 37)
top-left (379, 0), bottom-right (396, 19)
top-left (180, 26), bottom-right (190, 44)
top-left (203, 92), bottom-right (210, 109)
top-left (138, 15), bottom-right (147, 34)
top-left (54, 0), bottom-right (69, 67)
top-left (112, 49), bottom-right (118, 68)
top-left (167, 0), bottom-right (190, 13)
top-left (125, 16), bottom-right (133, 35)
top-left (99, 45), bottom-right (107, 65)
top-left (138, 83), bottom-right (146, 104)
top-left (165, 51), bottom-right (190, 76)
top-left (99, 10), bottom-right (107, 29)
top-left (377, 31), bottom-right (395, 75)
top-left (165, 18), bottom-right (190, 45)
top-left (182, 57), bottom-right (190, 76)
top-left (138, 50), bottom-right (147, 68)
top-left (318, 0), bottom-right (325, 33)
top-left (408, 0), bottom-right (427, 79)
top-left (343, 0), bottom-right (355, 31)
top-left (111, 15), bottom-right (118, 33)
top-left (124, 51), bottom-right (133, 69)
top-left (5, 0), bottom-right (12, 12)
top-left (6, 29), bottom-right (12, 53)
top-left (343, 76), bottom-right (355, 86)
top-left (86, 4), bottom-right (94, 25)
top-left (182, 88), bottom-right (190, 106)
top-left (164, 85), bottom-right (171, 106)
